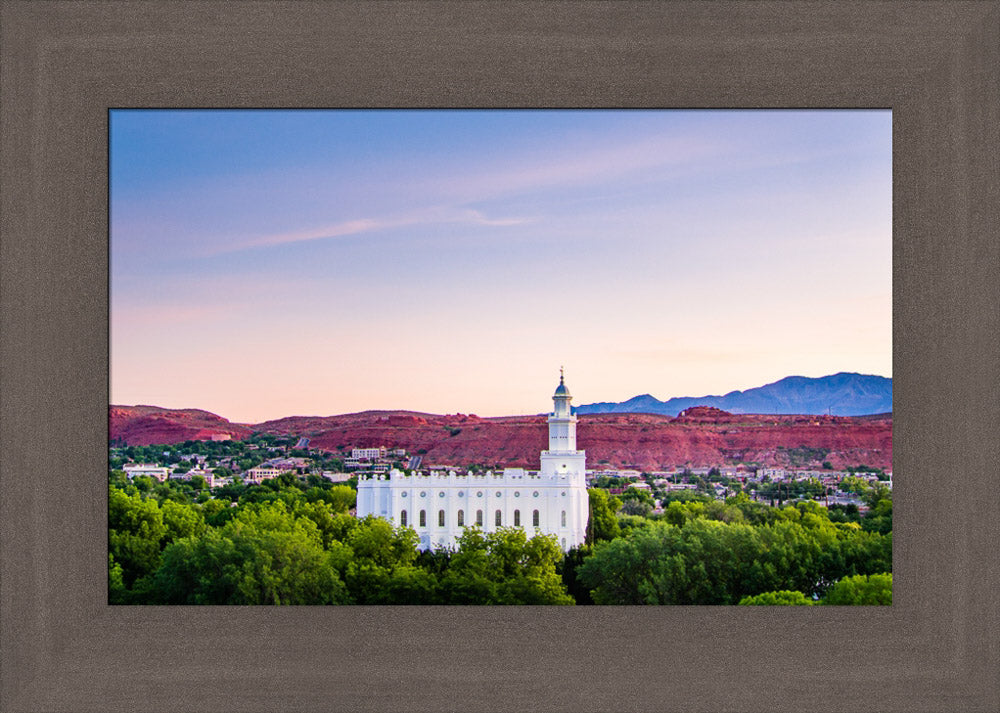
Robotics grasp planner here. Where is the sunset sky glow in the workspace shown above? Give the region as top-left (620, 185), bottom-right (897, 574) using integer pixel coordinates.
top-left (111, 110), bottom-right (891, 423)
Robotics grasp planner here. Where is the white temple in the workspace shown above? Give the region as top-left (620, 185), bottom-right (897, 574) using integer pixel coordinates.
top-left (355, 371), bottom-right (589, 551)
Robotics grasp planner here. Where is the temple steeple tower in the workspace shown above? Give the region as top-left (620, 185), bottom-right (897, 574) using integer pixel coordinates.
top-left (540, 368), bottom-right (586, 502)
top-left (548, 367), bottom-right (576, 451)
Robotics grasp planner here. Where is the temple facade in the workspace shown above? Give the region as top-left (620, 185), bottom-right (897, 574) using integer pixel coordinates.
top-left (356, 372), bottom-right (589, 551)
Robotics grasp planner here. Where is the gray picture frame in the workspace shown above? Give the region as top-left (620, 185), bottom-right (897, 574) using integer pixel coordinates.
top-left (2, 2), bottom-right (998, 711)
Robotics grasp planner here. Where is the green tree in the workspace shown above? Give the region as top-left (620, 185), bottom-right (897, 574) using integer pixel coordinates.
top-left (663, 500), bottom-right (690, 527)
top-left (560, 544), bottom-right (594, 605)
top-left (131, 475), bottom-right (154, 493)
top-left (835, 530), bottom-right (892, 583)
top-left (440, 528), bottom-right (573, 605)
top-left (619, 488), bottom-right (654, 517)
top-left (702, 499), bottom-right (746, 524)
top-left (839, 475), bottom-right (870, 496)
top-left (213, 479), bottom-right (246, 503)
top-left (160, 498), bottom-right (206, 543)
top-left (306, 484), bottom-right (356, 513)
top-left (754, 518), bottom-right (833, 598)
top-left (108, 469), bottom-right (129, 488)
top-left (108, 487), bottom-right (167, 588)
top-left (232, 530), bottom-right (347, 604)
top-left (861, 495), bottom-right (892, 535)
top-left (661, 489), bottom-right (710, 505)
top-left (738, 590), bottom-right (814, 605)
top-left (827, 503), bottom-right (861, 524)
top-left (340, 516), bottom-right (424, 604)
top-left (292, 500), bottom-right (342, 549)
top-left (586, 488), bottom-right (621, 544)
top-left (345, 515), bottom-right (419, 569)
top-left (153, 502), bottom-right (350, 604)
top-left (575, 512), bottom-right (875, 605)
top-left (201, 498), bottom-right (236, 527)
top-left (108, 553), bottom-right (127, 604)
top-left (576, 521), bottom-right (686, 604)
top-left (821, 573), bottom-right (892, 605)
top-left (574, 518), bottom-right (767, 605)
top-left (382, 565), bottom-right (440, 604)
top-left (620, 498), bottom-right (652, 517)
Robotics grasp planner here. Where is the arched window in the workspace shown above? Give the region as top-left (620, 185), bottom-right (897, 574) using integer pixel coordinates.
top-left (438, 509), bottom-right (445, 527)
top-left (532, 509), bottom-right (539, 527)
top-left (514, 510), bottom-right (520, 526)
top-left (400, 509), bottom-right (408, 527)
top-left (476, 509), bottom-right (483, 526)
top-left (495, 509), bottom-right (502, 527)
top-left (419, 510), bottom-right (426, 527)
top-left (457, 509), bottom-right (465, 527)
top-left (561, 510), bottom-right (566, 527)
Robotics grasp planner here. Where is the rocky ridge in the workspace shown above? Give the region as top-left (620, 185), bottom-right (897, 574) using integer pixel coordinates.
top-left (110, 405), bottom-right (892, 471)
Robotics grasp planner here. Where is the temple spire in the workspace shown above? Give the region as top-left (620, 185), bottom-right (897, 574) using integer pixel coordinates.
top-left (548, 367), bottom-right (577, 451)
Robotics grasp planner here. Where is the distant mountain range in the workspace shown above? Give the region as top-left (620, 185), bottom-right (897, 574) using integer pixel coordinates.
top-left (574, 372), bottom-right (892, 417)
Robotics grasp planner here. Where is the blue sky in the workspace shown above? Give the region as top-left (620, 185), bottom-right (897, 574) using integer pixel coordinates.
top-left (111, 109), bottom-right (891, 422)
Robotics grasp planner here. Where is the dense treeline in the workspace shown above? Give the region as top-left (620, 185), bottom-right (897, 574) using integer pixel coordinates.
top-left (571, 501), bottom-right (891, 604)
top-left (109, 472), bottom-right (570, 604)
top-left (109, 469), bottom-right (891, 605)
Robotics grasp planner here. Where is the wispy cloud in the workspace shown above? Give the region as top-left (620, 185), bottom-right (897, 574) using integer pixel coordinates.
top-left (462, 209), bottom-right (530, 227)
top-left (432, 133), bottom-right (729, 205)
top-left (201, 206), bottom-right (534, 256)
top-left (226, 217), bottom-right (390, 252)
top-left (188, 131), bottom-right (726, 258)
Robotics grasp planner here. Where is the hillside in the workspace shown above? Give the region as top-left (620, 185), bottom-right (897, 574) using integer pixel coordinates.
top-left (110, 405), bottom-right (892, 471)
top-left (109, 405), bottom-right (253, 445)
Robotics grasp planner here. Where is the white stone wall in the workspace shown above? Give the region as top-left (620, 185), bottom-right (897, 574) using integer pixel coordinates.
top-left (357, 467), bottom-right (588, 551)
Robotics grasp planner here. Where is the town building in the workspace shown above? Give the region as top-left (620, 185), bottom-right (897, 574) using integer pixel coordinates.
top-left (169, 468), bottom-right (217, 488)
top-left (243, 466), bottom-right (287, 484)
top-left (351, 447), bottom-right (387, 461)
top-left (123, 464), bottom-right (171, 482)
top-left (265, 457), bottom-right (311, 472)
top-left (356, 371), bottom-right (589, 551)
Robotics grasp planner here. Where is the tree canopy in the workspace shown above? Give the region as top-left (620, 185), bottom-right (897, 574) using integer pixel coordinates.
top-left (109, 443), bottom-right (890, 606)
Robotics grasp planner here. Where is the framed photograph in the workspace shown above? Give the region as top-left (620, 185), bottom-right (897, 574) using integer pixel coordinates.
top-left (107, 107), bottom-right (893, 608)
top-left (3, 2), bottom-right (998, 711)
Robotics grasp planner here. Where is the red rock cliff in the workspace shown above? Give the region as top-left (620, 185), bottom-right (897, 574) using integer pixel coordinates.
top-left (111, 406), bottom-right (891, 470)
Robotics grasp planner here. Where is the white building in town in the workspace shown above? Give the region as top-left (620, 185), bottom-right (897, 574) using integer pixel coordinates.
top-left (351, 447), bottom-right (387, 461)
top-left (356, 371), bottom-right (589, 551)
top-left (123, 464), bottom-right (171, 482)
